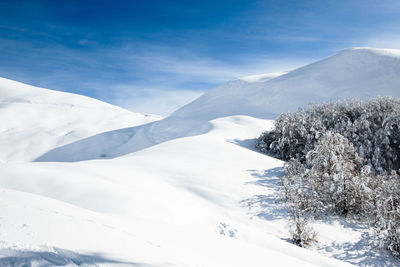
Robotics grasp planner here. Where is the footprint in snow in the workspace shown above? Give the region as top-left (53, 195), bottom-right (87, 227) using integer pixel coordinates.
top-left (217, 222), bottom-right (238, 238)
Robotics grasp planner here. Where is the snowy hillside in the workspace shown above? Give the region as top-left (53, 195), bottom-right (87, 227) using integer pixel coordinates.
top-left (0, 78), bottom-right (160, 162)
top-left (38, 47), bottom-right (400, 163)
top-left (1, 116), bottom-right (361, 267)
top-left (173, 47), bottom-right (400, 120)
top-left (1, 47), bottom-right (399, 266)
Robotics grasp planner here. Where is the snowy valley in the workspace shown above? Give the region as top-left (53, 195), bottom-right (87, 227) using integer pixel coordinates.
top-left (1, 47), bottom-right (400, 266)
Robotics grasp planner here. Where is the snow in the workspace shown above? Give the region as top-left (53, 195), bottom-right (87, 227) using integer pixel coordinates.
top-left (37, 47), bottom-right (400, 163)
top-left (1, 47), bottom-right (400, 266)
top-left (0, 77), bottom-right (161, 162)
top-left (0, 116), bottom-right (355, 267)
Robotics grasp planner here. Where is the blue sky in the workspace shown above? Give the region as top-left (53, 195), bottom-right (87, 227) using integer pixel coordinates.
top-left (1, 0), bottom-right (400, 115)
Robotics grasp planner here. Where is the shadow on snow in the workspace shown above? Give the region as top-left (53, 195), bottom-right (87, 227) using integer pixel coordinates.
top-left (0, 247), bottom-right (157, 267)
top-left (241, 167), bottom-right (400, 266)
top-left (240, 167), bottom-right (288, 221)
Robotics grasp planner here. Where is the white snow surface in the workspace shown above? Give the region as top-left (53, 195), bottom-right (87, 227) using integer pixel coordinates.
top-left (0, 78), bottom-right (161, 162)
top-left (1, 47), bottom-right (400, 266)
top-left (0, 116), bottom-right (359, 267)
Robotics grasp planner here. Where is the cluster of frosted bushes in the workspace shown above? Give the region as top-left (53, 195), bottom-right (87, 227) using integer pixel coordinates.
top-left (256, 97), bottom-right (400, 174)
top-left (255, 97), bottom-right (400, 256)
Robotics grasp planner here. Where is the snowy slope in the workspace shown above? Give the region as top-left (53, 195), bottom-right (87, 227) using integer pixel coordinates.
top-left (0, 116), bottom-right (361, 266)
top-left (38, 47), bottom-right (400, 162)
top-left (0, 77), bottom-right (160, 162)
top-left (173, 47), bottom-right (400, 120)
top-left (1, 47), bottom-right (399, 266)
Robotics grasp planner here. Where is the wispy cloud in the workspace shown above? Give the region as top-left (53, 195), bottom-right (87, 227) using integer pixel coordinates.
top-left (363, 34), bottom-right (400, 49)
top-left (106, 46), bottom-right (310, 115)
top-left (125, 45), bottom-right (309, 81)
top-left (112, 85), bottom-right (203, 116)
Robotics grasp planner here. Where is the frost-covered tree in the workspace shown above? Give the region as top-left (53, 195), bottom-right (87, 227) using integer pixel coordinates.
top-left (305, 132), bottom-right (364, 215)
top-left (281, 159), bottom-right (317, 247)
top-left (282, 133), bottom-right (368, 218)
top-left (255, 97), bottom-right (400, 175)
top-left (374, 172), bottom-right (400, 257)
top-left (348, 165), bottom-right (379, 220)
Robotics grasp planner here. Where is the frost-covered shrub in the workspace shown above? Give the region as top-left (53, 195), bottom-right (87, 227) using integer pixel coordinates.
top-left (305, 132), bottom-right (364, 215)
top-left (256, 97), bottom-right (400, 174)
top-left (348, 165), bottom-right (380, 220)
top-left (282, 133), bottom-right (369, 218)
top-left (281, 159), bottom-right (317, 247)
top-left (374, 172), bottom-right (400, 257)
top-left (290, 214), bottom-right (317, 248)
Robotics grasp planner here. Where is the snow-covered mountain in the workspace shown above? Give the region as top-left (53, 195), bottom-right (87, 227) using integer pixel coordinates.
top-left (0, 77), bottom-right (160, 162)
top-left (37, 47), bottom-right (400, 163)
top-left (0, 47), bottom-right (399, 266)
top-left (172, 47), bottom-right (400, 120)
